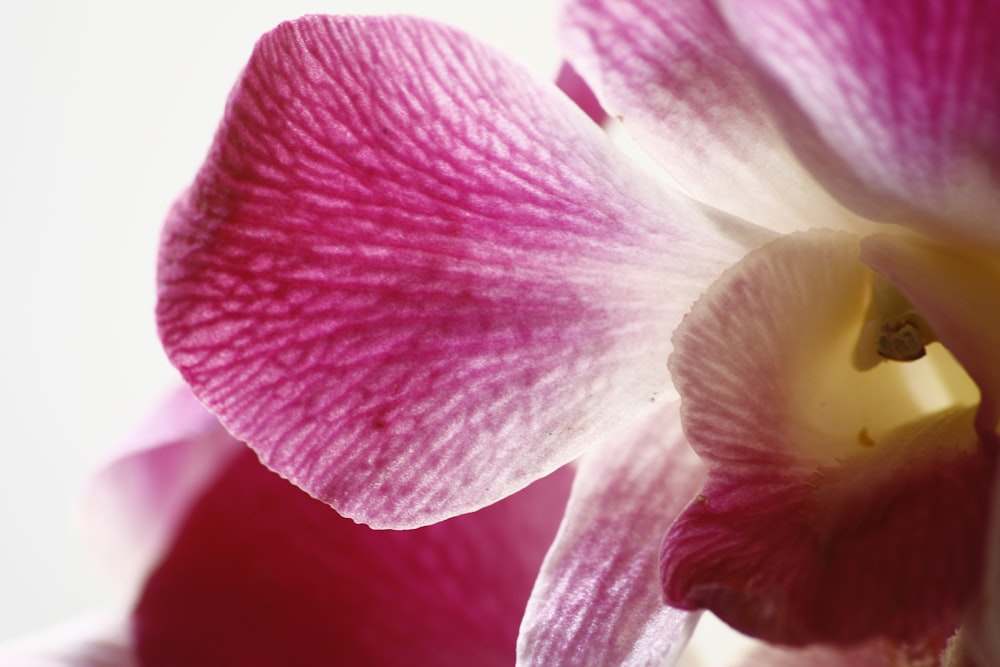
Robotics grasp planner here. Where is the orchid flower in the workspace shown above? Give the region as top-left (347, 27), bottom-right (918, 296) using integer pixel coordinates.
top-left (0, 388), bottom-right (572, 666)
top-left (154, 2), bottom-right (1000, 665)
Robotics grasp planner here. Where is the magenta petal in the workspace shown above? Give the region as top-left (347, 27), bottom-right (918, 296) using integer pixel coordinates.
top-left (555, 61), bottom-right (607, 125)
top-left (560, 0), bottom-right (863, 232)
top-left (717, 0), bottom-right (1000, 241)
top-left (132, 448), bottom-right (573, 666)
top-left (518, 401), bottom-right (705, 667)
top-left (157, 15), bottom-right (765, 527)
top-left (663, 413), bottom-right (990, 647)
top-left (84, 387), bottom-right (243, 588)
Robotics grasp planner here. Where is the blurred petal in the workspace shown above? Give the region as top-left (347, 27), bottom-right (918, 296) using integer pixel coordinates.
top-left (83, 387), bottom-right (242, 589)
top-left (944, 626), bottom-right (992, 667)
top-left (717, 0), bottom-right (1000, 242)
top-left (663, 230), bottom-right (991, 646)
top-left (518, 401), bottom-right (705, 667)
top-left (967, 461), bottom-right (1000, 667)
top-left (735, 637), bottom-right (934, 667)
top-left (560, 0), bottom-right (868, 233)
top-left (132, 446), bottom-right (573, 667)
top-left (555, 61), bottom-right (607, 124)
top-left (0, 613), bottom-right (136, 667)
top-left (157, 14), bottom-right (768, 528)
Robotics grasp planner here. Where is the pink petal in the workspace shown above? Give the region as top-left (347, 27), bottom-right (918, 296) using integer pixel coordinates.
top-left (83, 387), bottom-right (243, 589)
top-left (663, 230), bottom-right (992, 646)
top-left (157, 14), bottom-right (767, 528)
top-left (716, 0), bottom-right (1000, 242)
top-left (555, 61), bottom-right (607, 125)
top-left (560, 0), bottom-right (868, 233)
top-left (132, 447), bottom-right (573, 666)
top-left (518, 401), bottom-right (705, 667)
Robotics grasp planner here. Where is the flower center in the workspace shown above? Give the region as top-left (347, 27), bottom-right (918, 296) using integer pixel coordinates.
top-left (857, 272), bottom-right (939, 366)
top-left (877, 316), bottom-right (930, 361)
top-left (788, 267), bottom-right (977, 464)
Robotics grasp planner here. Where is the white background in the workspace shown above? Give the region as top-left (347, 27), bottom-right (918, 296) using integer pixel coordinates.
top-left (0, 2), bottom-right (752, 664)
top-left (0, 0), bottom-right (560, 639)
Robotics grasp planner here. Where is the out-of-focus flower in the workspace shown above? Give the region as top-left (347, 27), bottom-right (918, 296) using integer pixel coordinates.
top-left (733, 636), bottom-right (945, 667)
top-left (0, 388), bottom-right (572, 666)
top-left (154, 1), bottom-right (1000, 663)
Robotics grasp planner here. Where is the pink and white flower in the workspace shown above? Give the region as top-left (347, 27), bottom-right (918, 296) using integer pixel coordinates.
top-left (155, 2), bottom-right (1000, 664)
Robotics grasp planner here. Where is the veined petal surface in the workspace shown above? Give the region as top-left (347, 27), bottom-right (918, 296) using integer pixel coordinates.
top-left (560, 0), bottom-right (867, 233)
top-left (132, 443), bottom-right (573, 667)
top-left (717, 0), bottom-right (1000, 242)
top-left (518, 401), bottom-right (705, 667)
top-left (663, 230), bottom-right (992, 646)
top-left (157, 14), bottom-right (766, 527)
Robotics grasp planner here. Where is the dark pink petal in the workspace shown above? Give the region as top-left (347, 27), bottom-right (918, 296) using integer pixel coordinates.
top-left (555, 61), bottom-right (607, 125)
top-left (84, 387), bottom-right (243, 588)
top-left (966, 467), bottom-right (1000, 667)
top-left (132, 446), bottom-right (573, 667)
top-left (560, 0), bottom-right (866, 232)
top-left (735, 637), bottom-right (936, 667)
top-left (717, 0), bottom-right (1000, 242)
top-left (518, 401), bottom-right (706, 667)
top-left (157, 14), bottom-right (766, 528)
top-left (663, 230), bottom-right (991, 646)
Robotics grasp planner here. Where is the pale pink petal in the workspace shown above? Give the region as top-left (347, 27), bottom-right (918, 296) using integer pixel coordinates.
top-left (663, 230), bottom-right (991, 646)
top-left (735, 637), bottom-right (934, 667)
top-left (132, 447), bottom-right (573, 667)
top-left (560, 0), bottom-right (869, 233)
top-left (717, 0), bottom-right (1000, 242)
top-left (157, 14), bottom-right (768, 528)
top-left (518, 401), bottom-right (705, 667)
top-left (83, 387), bottom-right (243, 589)
top-left (0, 613), bottom-right (136, 667)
